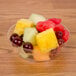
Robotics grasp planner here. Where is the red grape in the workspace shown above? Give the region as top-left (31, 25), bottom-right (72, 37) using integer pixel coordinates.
top-left (10, 33), bottom-right (18, 42)
top-left (12, 37), bottom-right (22, 46)
top-left (56, 31), bottom-right (63, 39)
top-left (23, 42), bottom-right (33, 53)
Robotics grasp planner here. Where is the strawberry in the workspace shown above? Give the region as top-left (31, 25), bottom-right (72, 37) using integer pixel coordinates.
top-left (54, 24), bottom-right (65, 32)
top-left (48, 18), bottom-right (61, 24)
top-left (62, 29), bottom-right (70, 42)
top-left (36, 21), bottom-right (44, 32)
top-left (54, 24), bottom-right (69, 43)
top-left (36, 21), bottom-right (55, 32)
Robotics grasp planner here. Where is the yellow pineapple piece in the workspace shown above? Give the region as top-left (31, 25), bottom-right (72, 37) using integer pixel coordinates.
top-left (36, 28), bottom-right (59, 53)
top-left (14, 19), bottom-right (34, 36)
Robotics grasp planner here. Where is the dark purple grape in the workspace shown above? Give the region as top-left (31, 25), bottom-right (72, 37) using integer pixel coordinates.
top-left (23, 42), bottom-right (33, 53)
top-left (49, 48), bottom-right (58, 59)
top-left (10, 33), bottom-right (18, 42)
top-left (51, 48), bottom-right (57, 55)
top-left (58, 39), bottom-right (64, 45)
top-left (56, 31), bottom-right (63, 39)
top-left (12, 37), bottom-right (22, 46)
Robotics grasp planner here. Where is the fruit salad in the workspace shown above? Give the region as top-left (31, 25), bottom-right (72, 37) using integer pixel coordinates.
top-left (9, 13), bottom-right (70, 61)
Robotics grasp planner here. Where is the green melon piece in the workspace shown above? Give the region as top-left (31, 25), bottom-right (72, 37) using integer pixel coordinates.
top-left (23, 27), bottom-right (38, 45)
top-left (19, 47), bottom-right (31, 59)
top-left (29, 13), bottom-right (46, 25)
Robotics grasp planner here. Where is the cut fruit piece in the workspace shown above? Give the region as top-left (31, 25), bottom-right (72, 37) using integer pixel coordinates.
top-left (36, 21), bottom-right (55, 32)
top-left (23, 42), bottom-right (33, 53)
top-left (54, 24), bottom-right (65, 32)
top-left (58, 39), bottom-right (64, 45)
top-left (33, 46), bottom-right (50, 61)
top-left (36, 28), bottom-right (59, 53)
top-left (49, 47), bottom-right (61, 59)
top-left (14, 19), bottom-right (34, 36)
top-left (62, 29), bottom-right (70, 42)
top-left (48, 18), bottom-right (61, 24)
top-left (23, 27), bottom-right (38, 45)
top-left (54, 24), bottom-right (70, 42)
top-left (29, 13), bottom-right (46, 25)
top-left (19, 47), bottom-right (31, 59)
top-left (14, 28), bottom-right (23, 36)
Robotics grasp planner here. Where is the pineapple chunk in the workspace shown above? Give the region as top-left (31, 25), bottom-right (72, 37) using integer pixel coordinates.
top-left (36, 28), bottom-right (59, 53)
top-left (14, 19), bottom-right (34, 36)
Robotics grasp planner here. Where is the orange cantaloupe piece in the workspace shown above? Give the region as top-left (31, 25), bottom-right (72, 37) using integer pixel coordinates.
top-left (33, 46), bottom-right (50, 61)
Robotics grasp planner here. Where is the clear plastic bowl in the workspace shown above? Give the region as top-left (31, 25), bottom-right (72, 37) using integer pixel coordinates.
top-left (7, 25), bottom-right (61, 62)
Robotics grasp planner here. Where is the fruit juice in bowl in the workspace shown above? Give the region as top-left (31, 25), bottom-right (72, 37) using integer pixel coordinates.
top-left (7, 13), bottom-right (70, 62)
